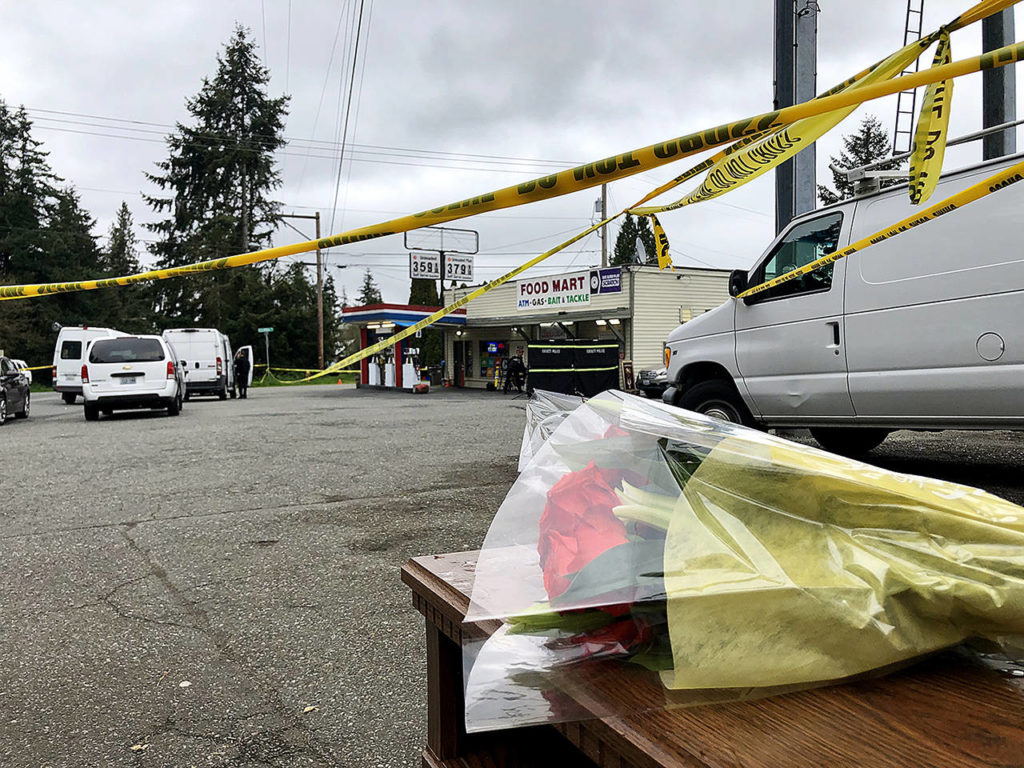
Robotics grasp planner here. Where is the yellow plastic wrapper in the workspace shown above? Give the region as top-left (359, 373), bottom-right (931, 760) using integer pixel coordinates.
top-left (662, 438), bottom-right (1024, 690)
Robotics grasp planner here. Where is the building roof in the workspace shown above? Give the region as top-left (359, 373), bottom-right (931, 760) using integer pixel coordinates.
top-left (340, 303), bottom-right (467, 327)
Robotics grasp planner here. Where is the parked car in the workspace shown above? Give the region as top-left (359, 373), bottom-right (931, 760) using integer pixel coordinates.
top-left (162, 328), bottom-right (235, 400)
top-left (52, 325), bottom-right (128, 404)
top-left (0, 355), bottom-right (31, 424)
top-left (11, 359), bottom-right (31, 385)
top-left (81, 335), bottom-right (185, 421)
top-left (637, 367), bottom-right (668, 398)
top-left (662, 151), bottom-right (1024, 455)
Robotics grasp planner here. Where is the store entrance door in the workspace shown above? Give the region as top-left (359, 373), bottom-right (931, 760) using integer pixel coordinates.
top-left (453, 341), bottom-right (465, 387)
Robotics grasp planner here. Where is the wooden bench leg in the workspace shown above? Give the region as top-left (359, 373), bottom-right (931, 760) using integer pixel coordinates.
top-left (425, 619), bottom-right (467, 762)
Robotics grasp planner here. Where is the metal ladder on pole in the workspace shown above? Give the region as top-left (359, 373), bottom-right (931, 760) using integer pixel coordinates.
top-left (892, 0), bottom-right (926, 154)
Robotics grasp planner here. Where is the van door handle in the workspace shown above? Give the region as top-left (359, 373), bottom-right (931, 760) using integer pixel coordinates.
top-left (827, 321), bottom-right (840, 348)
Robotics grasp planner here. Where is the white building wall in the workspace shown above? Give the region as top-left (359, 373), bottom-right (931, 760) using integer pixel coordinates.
top-left (630, 267), bottom-right (730, 370)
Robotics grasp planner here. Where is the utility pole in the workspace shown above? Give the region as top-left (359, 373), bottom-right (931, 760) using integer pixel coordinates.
top-left (982, 10), bottom-right (1017, 160)
top-left (793, 2), bottom-right (818, 217)
top-left (595, 184), bottom-right (609, 266)
top-left (280, 212), bottom-right (325, 370)
top-left (774, 1), bottom-right (819, 232)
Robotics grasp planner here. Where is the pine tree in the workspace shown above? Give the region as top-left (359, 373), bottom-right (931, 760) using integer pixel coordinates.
top-left (98, 202), bottom-right (152, 331)
top-left (818, 115), bottom-right (904, 205)
top-left (408, 278), bottom-right (439, 306)
top-left (0, 103), bottom-right (109, 373)
top-left (611, 214), bottom-right (657, 266)
top-left (144, 25), bottom-right (288, 325)
top-left (357, 268), bottom-right (382, 305)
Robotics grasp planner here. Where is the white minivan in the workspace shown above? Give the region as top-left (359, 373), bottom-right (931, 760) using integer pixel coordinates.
top-left (52, 326), bottom-right (127, 404)
top-left (81, 335), bottom-right (186, 421)
top-left (162, 328), bottom-right (235, 400)
top-left (662, 151), bottom-right (1024, 455)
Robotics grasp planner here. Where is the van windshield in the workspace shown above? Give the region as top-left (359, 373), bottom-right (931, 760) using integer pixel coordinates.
top-left (89, 338), bottom-right (165, 364)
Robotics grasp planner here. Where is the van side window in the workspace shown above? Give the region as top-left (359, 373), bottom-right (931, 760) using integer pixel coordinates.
top-left (60, 340), bottom-right (83, 360)
top-left (750, 213), bottom-right (843, 301)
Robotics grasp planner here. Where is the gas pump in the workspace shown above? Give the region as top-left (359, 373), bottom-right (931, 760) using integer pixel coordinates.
top-left (402, 347), bottom-right (421, 390)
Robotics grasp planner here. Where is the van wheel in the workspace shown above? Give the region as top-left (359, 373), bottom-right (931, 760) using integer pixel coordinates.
top-left (809, 427), bottom-right (889, 456)
top-left (679, 380), bottom-right (755, 427)
top-left (62, 392), bottom-right (76, 405)
top-left (15, 392), bottom-right (29, 419)
top-left (84, 402), bottom-right (100, 421)
top-left (168, 391), bottom-right (182, 416)
top-left (219, 386), bottom-right (228, 401)
top-left (230, 387), bottom-right (237, 399)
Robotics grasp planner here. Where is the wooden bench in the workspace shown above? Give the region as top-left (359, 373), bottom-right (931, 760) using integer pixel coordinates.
top-left (402, 550), bottom-right (1024, 768)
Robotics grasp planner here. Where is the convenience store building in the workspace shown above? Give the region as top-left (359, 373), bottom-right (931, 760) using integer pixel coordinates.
top-left (442, 264), bottom-right (730, 389)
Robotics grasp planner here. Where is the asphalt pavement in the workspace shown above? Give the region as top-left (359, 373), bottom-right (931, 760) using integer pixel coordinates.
top-left (2, 387), bottom-right (1023, 767)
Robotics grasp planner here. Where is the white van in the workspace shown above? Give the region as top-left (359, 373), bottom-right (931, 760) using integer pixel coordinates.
top-left (81, 335), bottom-right (186, 421)
top-left (161, 328), bottom-right (235, 400)
top-left (662, 152), bottom-right (1024, 455)
top-left (52, 326), bottom-right (127, 404)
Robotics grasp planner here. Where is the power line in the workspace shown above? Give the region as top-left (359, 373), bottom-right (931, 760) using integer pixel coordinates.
top-left (330, 0), bottom-right (367, 233)
top-left (24, 107), bottom-right (581, 168)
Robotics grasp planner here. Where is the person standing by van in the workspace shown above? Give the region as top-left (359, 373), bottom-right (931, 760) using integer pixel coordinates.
top-left (234, 349), bottom-right (251, 399)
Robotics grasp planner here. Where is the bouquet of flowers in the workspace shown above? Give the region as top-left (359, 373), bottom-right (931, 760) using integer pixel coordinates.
top-left (462, 391), bottom-right (1024, 733)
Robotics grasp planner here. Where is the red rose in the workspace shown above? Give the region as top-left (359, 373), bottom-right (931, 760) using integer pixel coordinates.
top-left (538, 461), bottom-right (630, 600)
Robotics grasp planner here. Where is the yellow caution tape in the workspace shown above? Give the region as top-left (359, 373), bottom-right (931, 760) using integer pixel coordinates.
top-left (3, 35), bottom-right (1024, 302)
top-left (630, 0), bottom-right (1015, 217)
top-left (676, 39), bottom-right (922, 208)
top-left (648, 215), bottom-right (673, 271)
top-left (737, 157), bottom-right (1024, 299)
top-left (910, 31), bottom-right (953, 205)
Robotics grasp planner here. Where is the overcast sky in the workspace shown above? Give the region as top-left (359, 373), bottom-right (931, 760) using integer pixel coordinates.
top-left (0, 1), bottom-right (1019, 304)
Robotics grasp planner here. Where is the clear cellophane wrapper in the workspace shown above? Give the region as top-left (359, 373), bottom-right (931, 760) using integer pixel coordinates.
top-left (464, 391), bottom-right (1024, 732)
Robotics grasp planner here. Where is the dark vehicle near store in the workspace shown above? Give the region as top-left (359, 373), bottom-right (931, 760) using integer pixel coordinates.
top-left (0, 355), bottom-right (31, 424)
top-left (637, 367), bottom-right (669, 398)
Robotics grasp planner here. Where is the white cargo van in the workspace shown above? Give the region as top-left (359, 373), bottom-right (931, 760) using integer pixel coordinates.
top-left (52, 326), bottom-right (127, 404)
top-left (662, 152), bottom-right (1024, 455)
top-left (162, 328), bottom-right (235, 400)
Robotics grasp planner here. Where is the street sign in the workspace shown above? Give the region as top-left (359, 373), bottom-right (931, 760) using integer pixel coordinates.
top-left (444, 253), bottom-right (474, 282)
top-left (258, 327), bottom-right (274, 333)
top-left (409, 252), bottom-right (441, 280)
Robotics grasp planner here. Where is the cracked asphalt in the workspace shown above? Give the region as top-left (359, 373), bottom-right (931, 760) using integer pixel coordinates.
top-left (1, 386), bottom-right (525, 767)
top-left (3, 387), bottom-right (1024, 767)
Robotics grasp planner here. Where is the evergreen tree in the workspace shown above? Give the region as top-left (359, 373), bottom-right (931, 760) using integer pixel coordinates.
top-left (357, 268), bottom-right (382, 305)
top-left (408, 277), bottom-right (439, 306)
top-left (611, 214), bottom-right (657, 266)
top-left (0, 103), bottom-right (107, 373)
top-left (408, 277), bottom-right (441, 365)
top-left (144, 25), bottom-right (288, 325)
top-left (818, 115), bottom-right (904, 205)
top-left (99, 202), bottom-right (152, 331)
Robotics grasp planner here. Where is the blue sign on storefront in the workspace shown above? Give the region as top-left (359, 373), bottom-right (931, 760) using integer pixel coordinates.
top-left (589, 266), bottom-right (622, 294)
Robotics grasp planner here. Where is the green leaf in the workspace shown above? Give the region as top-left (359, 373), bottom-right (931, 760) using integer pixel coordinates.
top-left (553, 540), bottom-right (667, 610)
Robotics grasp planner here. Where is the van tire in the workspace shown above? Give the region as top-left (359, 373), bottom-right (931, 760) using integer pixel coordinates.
top-left (230, 387), bottom-right (237, 399)
top-left (84, 402), bottom-right (100, 421)
top-left (62, 393), bottom-right (76, 405)
top-left (218, 386), bottom-right (228, 401)
top-left (167, 392), bottom-right (182, 416)
top-left (809, 427), bottom-right (889, 456)
top-left (679, 380), bottom-right (755, 427)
